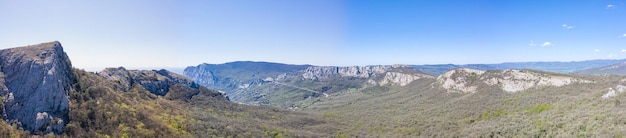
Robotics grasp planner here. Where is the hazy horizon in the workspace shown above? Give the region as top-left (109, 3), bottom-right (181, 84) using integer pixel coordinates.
top-left (80, 57), bottom-right (626, 73)
top-left (2, 1), bottom-right (626, 69)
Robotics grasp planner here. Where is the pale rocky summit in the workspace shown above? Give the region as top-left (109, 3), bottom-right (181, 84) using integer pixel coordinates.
top-left (98, 67), bottom-right (134, 92)
top-left (379, 72), bottom-right (433, 86)
top-left (602, 85), bottom-right (626, 99)
top-left (437, 68), bottom-right (590, 93)
top-left (482, 69), bottom-right (589, 92)
top-left (437, 68), bottom-right (485, 93)
top-left (0, 41), bottom-right (75, 134)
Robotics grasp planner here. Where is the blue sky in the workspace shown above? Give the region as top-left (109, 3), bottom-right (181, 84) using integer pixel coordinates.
top-left (1, 0), bottom-right (625, 70)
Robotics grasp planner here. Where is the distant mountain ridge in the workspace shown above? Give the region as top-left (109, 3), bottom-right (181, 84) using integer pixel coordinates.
top-left (184, 61), bottom-right (310, 88)
top-left (412, 59), bottom-right (626, 75)
top-left (184, 62), bottom-right (431, 107)
top-left (574, 62), bottom-right (626, 75)
top-left (183, 59), bottom-right (626, 107)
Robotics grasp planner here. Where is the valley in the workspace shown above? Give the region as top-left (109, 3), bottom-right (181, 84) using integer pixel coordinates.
top-left (4, 0), bottom-right (626, 137)
top-left (183, 60), bottom-right (626, 137)
top-left (2, 42), bottom-right (626, 137)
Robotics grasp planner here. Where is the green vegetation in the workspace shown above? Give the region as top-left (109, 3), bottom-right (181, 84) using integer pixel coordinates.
top-left (63, 68), bottom-right (192, 137)
top-left (526, 104), bottom-right (554, 113)
top-left (4, 66), bottom-right (626, 137)
top-left (301, 75), bottom-right (626, 137)
top-left (0, 121), bottom-right (29, 137)
top-left (0, 69), bottom-right (339, 137)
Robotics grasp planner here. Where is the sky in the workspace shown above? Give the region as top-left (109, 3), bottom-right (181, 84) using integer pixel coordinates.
top-left (1, 0), bottom-right (625, 70)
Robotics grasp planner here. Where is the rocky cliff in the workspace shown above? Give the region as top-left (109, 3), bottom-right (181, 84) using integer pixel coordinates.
top-left (300, 65), bottom-right (430, 86)
top-left (98, 67), bottom-right (219, 100)
top-left (0, 41), bottom-right (75, 134)
top-left (183, 64), bottom-right (218, 87)
top-left (437, 68), bottom-right (591, 93)
top-left (301, 65), bottom-right (407, 79)
top-left (184, 61), bottom-right (310, 87)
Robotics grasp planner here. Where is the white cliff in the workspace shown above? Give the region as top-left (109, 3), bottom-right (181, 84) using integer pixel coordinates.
top-left (437, 68), bottom-right (591, 93)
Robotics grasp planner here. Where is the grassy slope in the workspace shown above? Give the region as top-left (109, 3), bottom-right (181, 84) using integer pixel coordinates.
top-left (304, 75), bottom-right (626, 137)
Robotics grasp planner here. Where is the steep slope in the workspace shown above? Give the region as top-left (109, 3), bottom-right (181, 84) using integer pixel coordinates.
top-left (575, 62), bottom-right (626, 75)
top-left (184, 61), bottom-right (310, 88)
top-left (0, 41), bottom-right (75, 134)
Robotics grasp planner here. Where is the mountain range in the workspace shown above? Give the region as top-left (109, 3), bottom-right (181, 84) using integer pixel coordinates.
top-left (3, 41), bottom-right (626, 137)
top-left (0, 42), bottom-right (338, 137)
top-left (574, 62), bottom-right (626, 75)
top-left (183, 59), bottom-right (626, 108)
top-left (412, 59), bottom-right (626, 76)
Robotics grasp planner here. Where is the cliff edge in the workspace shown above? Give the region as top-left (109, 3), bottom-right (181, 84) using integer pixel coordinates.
top-left (0, 41), bottom-right (75, 134)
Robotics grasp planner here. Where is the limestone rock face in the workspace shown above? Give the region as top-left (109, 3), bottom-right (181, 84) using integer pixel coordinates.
top-left (379, 72), bottom-right (433, 86)
top-left (99, 68), bottom-right (200, 96)
top-left (436, 68), bottom-right (485, 93)
top-left (98, 67), bottom-right (134, 92)
top-left (302, 66), bottom-right (387, 79)
top-left (183, 64), bottom-right (217, 86)
top-left (0, 41), bottom-right (75, 134)
top-left (602, 85), bottom-right (626, 99)
top-left (437, 68), bottom-right (591, 93)
top-left (301, 65), bottom-right (409, 80)
top-left (482, 69), bottom-right (588, 92)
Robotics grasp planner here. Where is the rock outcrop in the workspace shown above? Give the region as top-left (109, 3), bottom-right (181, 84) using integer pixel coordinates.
top-left (183, 65), bottom-right (218, 86)
top-left (437, 68), bottom-right (591, 93)
top-left (99, 67), bottom-right (202, 96)
top-left (483, 69), bottom-right (588, 92)
top-left (0, 41), bottom-right (75, 134)
top-left (378, 72), bottom-right (433, 86)
top-left (301, 65), bottom-right (404, 80)
top-left (437, 68), bottom-right (485, 93)
top-left (602, 85), bottom-right (626, 99)
top-left (301, 65), bottom-right (432, 86)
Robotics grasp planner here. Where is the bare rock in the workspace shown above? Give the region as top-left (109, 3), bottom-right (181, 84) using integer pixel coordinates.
top-left (0, 41), bottom-right (75, 134)
top-left (437, 68), bottom-right (591, 93)
top-left (99, 68), bottom-right (202, 96)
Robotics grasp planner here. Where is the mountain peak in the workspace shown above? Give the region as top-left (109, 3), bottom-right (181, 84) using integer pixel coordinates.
top-left (0, 41), bottom-right (75, 134)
